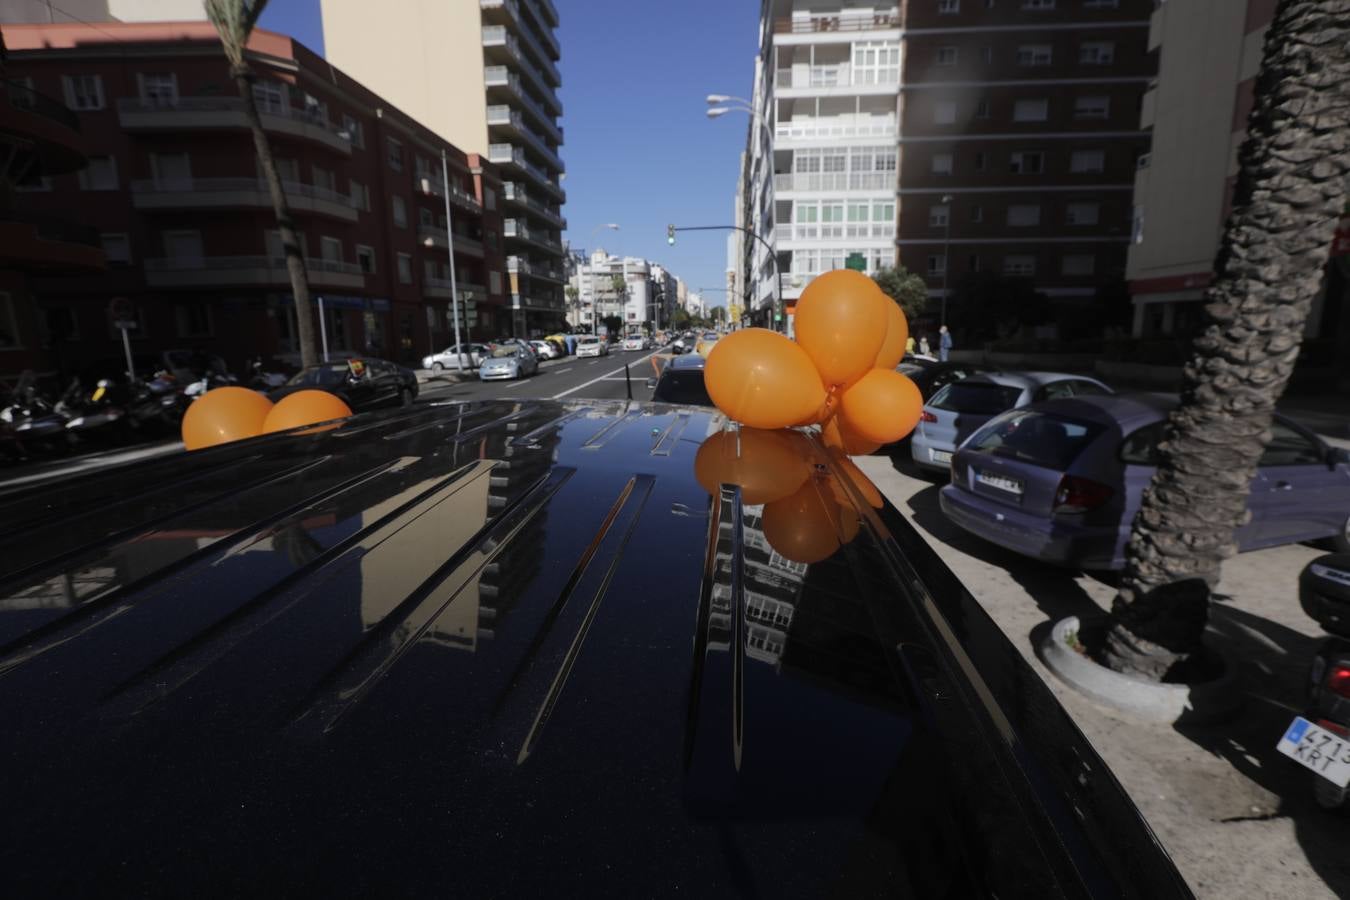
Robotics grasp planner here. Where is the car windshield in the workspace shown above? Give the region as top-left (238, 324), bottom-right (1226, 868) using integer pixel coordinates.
top-left (578, 337), bottom-right (598, 346)
top-left (286, 364), bottom-right (349, 387)
top-left (968, 410), bottom-right (1105, 470)
top-left (929, 382), bottom-right (1022, 414)
top-left (702, 332), bottom-right (718, 341)
top-left (898, 363), bottom-right (926, 376)
top-left (652, 370), bottom-right (713, 407)
top-left (489, 346), bottom-right (518, 359)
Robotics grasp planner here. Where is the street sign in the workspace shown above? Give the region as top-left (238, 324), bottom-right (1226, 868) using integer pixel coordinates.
top-left (845, 253), bottom-right (866, 272)
top-left (774, 313), bottom-right (783, 322)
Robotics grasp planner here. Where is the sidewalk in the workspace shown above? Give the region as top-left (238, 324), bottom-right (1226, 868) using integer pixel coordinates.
top-left (855, 454), bottom-right (1350, 899)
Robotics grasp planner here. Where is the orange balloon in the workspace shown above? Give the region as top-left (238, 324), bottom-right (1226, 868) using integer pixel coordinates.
top-left (793, 269), bottom-right (889, 387)
top-left (705, 328), bottom-right (826, 430)
top-left (872, 300), bottom-right (910, 370)
top-left (181, 386), bottom-right (274, 451)
top-left (262, 389), bottom-right (354, 434)
top-left (826, 448), bottom-right (885, 509)
top-left (837, 504), bottom-right (862, 544)
top-left (821, 414), bottom-right (881, 456)
top-left (838, 369), bottom-right (924, 445)
top-left (761, 480), bottom-right (843, 565)
top-left (693, 428), bottom-right (811, 506)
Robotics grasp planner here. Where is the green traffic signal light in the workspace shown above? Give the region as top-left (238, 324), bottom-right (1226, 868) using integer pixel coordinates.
top-left (667, 224), bottom-right (676, 245)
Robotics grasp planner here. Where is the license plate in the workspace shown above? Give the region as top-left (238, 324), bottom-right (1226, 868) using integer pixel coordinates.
top-left (1276, 716), bottom-right (1350, 787)
top-left (976, 470), bottom-right (1023, 495)
top-left (930, 449), bottom-right (952, 465)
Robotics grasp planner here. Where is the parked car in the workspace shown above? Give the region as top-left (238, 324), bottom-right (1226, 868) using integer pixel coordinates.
top-left (694, 330), bottom-right (721, 356)
top-left (940, 394), bottom-right (1350, 569)
top-left (576, 335), bottom-right (607, 358)
top-left (622, 335), bottom-right (645, 352)
top-left (423, 343), bottom-right (488, 370)
top-left (648, 354), bottom-right (713, 407)
top-left (898, 360), bottom-right (998, 401)
top-left (911, 372), bottom-right (1113, 472)
top-left (529, 340), bottom-right (560, 361)
top-left (269, 357), bottom-right (418, 410)
top-left (479, 343), bottom-right (539, 381)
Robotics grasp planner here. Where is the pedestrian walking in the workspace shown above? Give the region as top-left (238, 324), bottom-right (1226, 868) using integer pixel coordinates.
top-left (939, 325), bottom-right (952, 362)
top-left (905, 335), bottom-right (915, 357)
top-left (918, 334), bottom-right (931, 356)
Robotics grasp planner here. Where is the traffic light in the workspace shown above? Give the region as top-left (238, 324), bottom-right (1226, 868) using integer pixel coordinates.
top-left (667, 224), bottom-right (676, 245)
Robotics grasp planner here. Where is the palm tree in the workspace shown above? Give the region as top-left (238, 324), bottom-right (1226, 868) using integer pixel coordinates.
top-left (205, 0), bottom-right (319, 369)
top-left (1101, 0), bottom-right (1350, 679)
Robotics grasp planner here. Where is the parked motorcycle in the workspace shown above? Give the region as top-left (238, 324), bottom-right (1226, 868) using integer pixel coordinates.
top-left (1276, 554), bottom-right (1350, 809)
top-left (1, 372), bottom-right (73, 457)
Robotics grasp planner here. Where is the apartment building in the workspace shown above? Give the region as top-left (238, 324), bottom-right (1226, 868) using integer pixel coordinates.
top-left (1127, 0), bottom-right (1347, 361)
top-left (322, 0), bottom-right (567, 337)
top-left (567, 251), bottom-right (665, 333)
top-left (3, 22), bottom-right (508, 377)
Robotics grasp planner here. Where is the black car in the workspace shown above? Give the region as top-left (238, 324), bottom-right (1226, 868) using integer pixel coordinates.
top-left (899, 358), bottom-right (998, 401)
top-left (269, 357), bottom-right (417, 410)
top-left (649, 353), bottom-right (713, 406)
top-left (0, 400), bottom-right (1190, 898)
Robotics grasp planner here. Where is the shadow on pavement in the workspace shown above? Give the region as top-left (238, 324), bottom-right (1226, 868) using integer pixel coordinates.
top-left (1175, 603), bottom-right (1350, 894)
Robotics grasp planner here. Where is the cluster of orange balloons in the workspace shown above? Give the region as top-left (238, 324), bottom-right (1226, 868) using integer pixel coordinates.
top-left (703, 269), bottom-right (922, 453)
top-left (181, 386), bottom-right (353, 451)
top-left (694, 428), bottom-right (884, 565)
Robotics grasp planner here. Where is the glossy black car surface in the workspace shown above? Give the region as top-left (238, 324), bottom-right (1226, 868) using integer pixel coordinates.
top-left (651, 353), bottom-right (713, 406)
top-left (0, 400), bottom-right (1190, 898)
top-left (899, 359), bottom-right (999, 401)
top-left (268, 357), bottom-right (417, 411)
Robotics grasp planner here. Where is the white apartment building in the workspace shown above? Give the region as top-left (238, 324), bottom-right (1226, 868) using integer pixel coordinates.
top-left (742, 0), bottom-right (901, 332)
top-left (568, 250), bottom-right (662, 333)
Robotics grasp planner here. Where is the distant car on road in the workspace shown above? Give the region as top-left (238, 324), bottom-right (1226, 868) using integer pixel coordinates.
top-left (423, 343), bottom-right (488, 370)
top-left (529, 340), bottom-right (560, 361)
top-left (694, 331), bottom-right (721, 356)
top-left (270, 358), bottom-right (417, 410)
top-left (911, 372), bottom-right (1112, 472)
top-left (576, 335), bottom-right (608, 358)
top-left (479, 343), bottom-right (539, 381)
top-left (941, 393), bottom-right (1350, 569)
top-left (622, 335), bottom-right (645, 352)
top-left (649, 354), bottom-right (713, 407)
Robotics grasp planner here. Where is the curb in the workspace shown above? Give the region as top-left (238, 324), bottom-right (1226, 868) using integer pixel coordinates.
top-left (1039, 616), bottom-right (1243, 724)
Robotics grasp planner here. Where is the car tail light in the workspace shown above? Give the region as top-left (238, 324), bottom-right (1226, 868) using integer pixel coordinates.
top-left (1327, 664), bottom-right (1350, 700)
top-left (1053, 475), bottom-right (1113, 514)
top-left (1317, 718), bottom-right (1350, 737)
top-left (920, 410), bottom-right (938, 424)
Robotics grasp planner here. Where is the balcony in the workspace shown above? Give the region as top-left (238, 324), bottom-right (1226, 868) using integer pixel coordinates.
top-left (0, 210), bottom-right (105, 273)
top-left (413, 173), bottom-right (482, 212)
top-left (774, 116), bottom-right (897, 142)
top-left (117, 97), bottom-right (351, 154)
top-left (142, 255), bottom-right (364, 289)
top-left (501, 182), bottom-right (566, 229)
top-left (782, 222), bottom-right (895, 242)
top-left (418, 223), bottom-right (486, 256)
top-left (773, 171), bottom-right (893, 193)
top-left (775, 66), bottom-right (899, 96)
top-left (503, 218), bottom-right (561, 254)
top-left (483, 66), bottom-right (563, 137)
top-left (485, 106), bottom-right (564, 173)
top-left (488, 142), bottom-right (563, 200)
top-left (130, 177), bottom-right (358, 221)
top-left (507, 255), bottom-right (564, 282)
top-left (424, 278), bottom-right (488, 301)
top-left (773, 13), bottom-right (900, 34)
top-left (479, 2), bottom-right (560, 85)
top-left (3, 79), bottom-right (88, 175)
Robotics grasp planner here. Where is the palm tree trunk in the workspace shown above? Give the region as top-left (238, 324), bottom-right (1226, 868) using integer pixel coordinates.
top-left (1102, 0), bottom-right (1350, 679)
top-left (230, 65), bottom-right (319, 370)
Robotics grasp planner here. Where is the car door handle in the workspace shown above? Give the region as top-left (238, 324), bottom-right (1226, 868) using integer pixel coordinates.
top-left (1275, 480), bottom-right (1294, 491)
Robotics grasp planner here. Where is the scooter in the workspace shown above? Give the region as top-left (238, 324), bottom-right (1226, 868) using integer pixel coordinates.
top-left (1, 373), bottom-right (73, 456)
top-left (1277, 555), bottom-right (1350, 809)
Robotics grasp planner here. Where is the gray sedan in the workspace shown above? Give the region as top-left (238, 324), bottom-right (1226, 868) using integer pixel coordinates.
top-left (478, 343), bottom-right (539, 381)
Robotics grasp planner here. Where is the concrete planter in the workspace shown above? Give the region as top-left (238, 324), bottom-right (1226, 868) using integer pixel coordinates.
top-left (1040, 616), bottom-right (1242, 723)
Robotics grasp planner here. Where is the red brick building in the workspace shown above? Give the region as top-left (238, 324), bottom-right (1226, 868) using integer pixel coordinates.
top-left (2, 22), bottom-right (510, 380)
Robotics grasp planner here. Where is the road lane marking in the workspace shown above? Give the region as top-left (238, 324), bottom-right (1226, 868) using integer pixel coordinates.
top-left (552, 352), bottom-right (656, 399)
top-left (553, 367), bottom-right (572, 374)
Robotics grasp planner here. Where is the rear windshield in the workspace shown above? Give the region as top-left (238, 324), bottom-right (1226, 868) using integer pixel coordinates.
top-left (967, 410), bottom-right (1105, 470)
top-left (652, 370), bottom-right (713, 407)
top-left (929, 382), bottom-right (1021, 415)
top-left (286, 364), bottom-right (348, 386)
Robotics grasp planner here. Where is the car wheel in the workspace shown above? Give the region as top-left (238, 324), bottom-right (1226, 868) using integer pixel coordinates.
top-left (1331, 514), bottom-right (1350, 554)
top-left (432, 361), bottom-right (444, 372)
top-left (400, 387), bottom-right (413, 407)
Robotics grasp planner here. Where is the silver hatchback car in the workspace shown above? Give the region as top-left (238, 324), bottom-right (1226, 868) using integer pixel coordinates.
top-left (910, 372), bottom-right (1112, 472)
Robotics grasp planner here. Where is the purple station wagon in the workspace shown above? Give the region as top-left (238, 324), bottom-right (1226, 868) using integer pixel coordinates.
top-left (940, 394), bottom-right (1350, 569)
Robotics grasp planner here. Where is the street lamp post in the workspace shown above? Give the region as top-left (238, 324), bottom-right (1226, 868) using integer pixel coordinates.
top-left (438, 148), bottom-right (465, 371)
top-left (941, 192), bottom-right (953, 327)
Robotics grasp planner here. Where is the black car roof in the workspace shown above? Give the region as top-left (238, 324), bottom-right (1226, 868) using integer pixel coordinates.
top-left (0, 400), bottom-right (1189, 897)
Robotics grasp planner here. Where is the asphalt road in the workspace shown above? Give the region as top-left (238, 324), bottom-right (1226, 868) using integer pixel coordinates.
top-left (417, 347), bottom-right (667, 405)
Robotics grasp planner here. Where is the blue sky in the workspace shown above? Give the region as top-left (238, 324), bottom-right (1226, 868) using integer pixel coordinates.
top-left (259, 0), bottom-right (759, 309)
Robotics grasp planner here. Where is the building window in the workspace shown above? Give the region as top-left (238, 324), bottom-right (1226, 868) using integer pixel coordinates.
top-left (929, 204), bottom-right (950, 227)
top-left (1003, 255), bottom-right (1036, 276)
top-left (320, 236), bottom-right (343, 263)
top-left (392, 195), bottom-right (407, 228)
top-left (0, 293), bottom-right (20, 350)
top-left (938, 0), bottom-right (959, 11)
top-left (7, 77), bottom-right (35, 110)
top-left (1013, 98), bottom-right (1049, 121)
top-left (981, 46), bottom-right (993, 64)
top-left (1006, 204), bottom-right (1041, 226)
top-left (970, 204), bottom-right (984, 223)
top-left (1016, 44), bottom-right (1053, 66)
top-left (397, 253), bottom-right (412, 284)
top-left (175, 302), bottom-right (213, 337)
top-left (490, 271), bottom-right (503, 294)
top-left (350, 180), bottom-right (368, 211)
top-left (974, 150), bottom-right (987, 170)
top-left (387, 137), bottom-right (404, 172)
top-left (312, 165), bottom-right (336, 193)
top-left (355, 245), bottom-right (376, 274)
top-left (43, 306), bottom-right (79, 343)
top-left (423, 258), bottom-right (438, 282)
top-left (419, 206), bottom-right (435, 228)
top-left (926, 255), bottom-right (947, 276)
top-left (253, 81), bottom-right (286, 115)
top-left (342, 113), bottom-right (364, 148)
top-left (62, 74), bottom-right (104, 111)
top-left (852, 40), bottom-right (901, 85)
top-left (1062, 254), bottom-right (1095, 275)
top-left (1080, 41), bottom-right (1115, 64)
top-left (1131, 204), bottom-right (1145, 244)
top-left (1021, 0), bottom-right (1054, 8)
top-left (936, 46), bottom-right (958, 66)
top-left (1071, 149), bottom-right (1106, 173)
top-left (1084, 0), bottom-right (1119, 7)
top-left (976, 98), bottom-right (990, 119)
top-left (139, 72), bottom-right (178, 106)
top-left (1065, 201), bottom-right (1100, 225)
top-left (150, 152), bottom-right (192, 188)
top-left (1009, 150), bottom-right (1045, 174)
top-left (1074, 96), bottom-right (1111, 119)
top-left (968, 254), bottom-right (981, 272)
top-left (78, 155), bottom-right (118, 191)
top-left (931, 152), bottom-right (954, 174)
top-left (934, 100), bottom-right (957, 124)
top-left (101, 232), bottom-right (131, 265)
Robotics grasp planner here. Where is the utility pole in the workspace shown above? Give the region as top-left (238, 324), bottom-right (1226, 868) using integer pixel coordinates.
top-left (441, 149), bottom-right (464, 370)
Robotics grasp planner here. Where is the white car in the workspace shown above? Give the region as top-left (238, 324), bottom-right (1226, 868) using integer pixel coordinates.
top-left (622, 336), bottom-right (645, 352)
top-left (422, 343), bottom-right (487, 370)
top-left (530, 340), bottom-right (559, 360)
top-left (576, 336), bottom-right (607, 358)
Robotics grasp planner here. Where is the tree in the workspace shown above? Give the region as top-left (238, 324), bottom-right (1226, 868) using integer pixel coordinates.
top-left (871, 266), bottom-right (928, 322)
top-left (205, 0), bottom-right (319, 368)
top-left (600, 315), bottom-right (622, 338)
top-left (710, 305), bottom-right (727, 325)
top-left (672, 308), bottom-right (693, 330)
top-left (1100, 0), bottom-right (1350, 679)
top-left (564, 285), bottom-right (580, 329)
